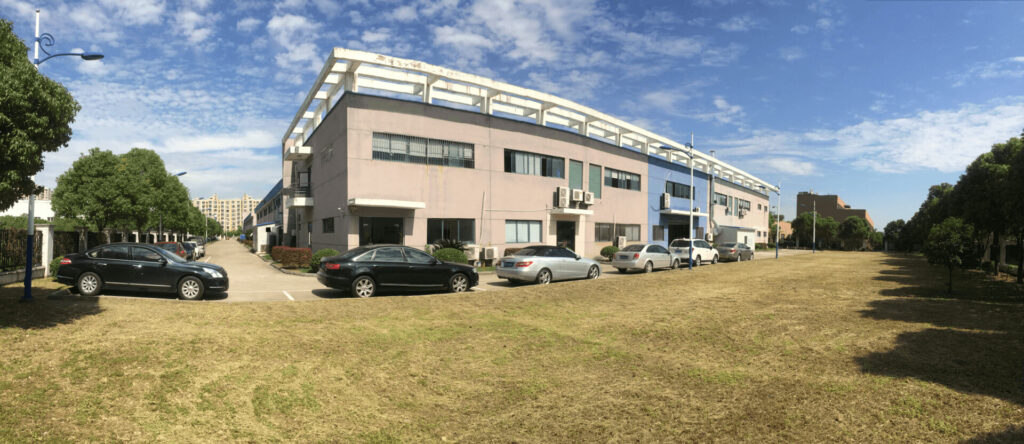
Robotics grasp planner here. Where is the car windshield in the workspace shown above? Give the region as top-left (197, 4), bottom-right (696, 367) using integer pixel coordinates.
top-left (337, 246), bottom-right (374, 260)
top-left (155, 247), bottom-right (186, 263)
top-left (621, 245), bottom-right (645, 252)
top-left (720, 243), bottom-right (736, 247)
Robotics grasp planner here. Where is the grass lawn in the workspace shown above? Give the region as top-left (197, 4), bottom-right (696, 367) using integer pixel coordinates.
top-left (1, 253), bottom-right (1022, 442)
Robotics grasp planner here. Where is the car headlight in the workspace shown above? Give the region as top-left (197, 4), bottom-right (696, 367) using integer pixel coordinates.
top-left (202, 268), bottom-right (223, 279)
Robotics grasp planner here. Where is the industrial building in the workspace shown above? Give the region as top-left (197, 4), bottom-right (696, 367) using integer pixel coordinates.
top-left (255, 48), bottom-right (778, 258)
top-left (796, 192), bottom-right (874, 228)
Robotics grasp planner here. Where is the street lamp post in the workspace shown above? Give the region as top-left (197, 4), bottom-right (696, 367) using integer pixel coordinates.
top-left (22, 9), bottom-right (104, 302)
top-left (776, 184), bottom-right (781, 259)
top-left (667, 134), bottom-right (697, 271)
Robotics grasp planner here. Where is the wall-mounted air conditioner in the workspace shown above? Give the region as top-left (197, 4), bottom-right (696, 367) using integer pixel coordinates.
top-left (557, 186), bottom-right (570, 208)
top-left (616, 235), bottom-right (627, 247)
top-left (483, 247), bottom-right (497, 260)
top-left (739, 209), bottom-right (747, 218)
top-left (583, 192), bottom-right (594, 205)
top-left (661, 193), bottom-right (671, 209)
top-left (571, 189), bottom-right (584, 202)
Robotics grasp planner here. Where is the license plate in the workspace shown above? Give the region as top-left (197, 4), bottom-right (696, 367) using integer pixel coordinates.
top-left (502, 261), bottom-right (514, 267)
top-left (617, 254), bottom-right (629, 260)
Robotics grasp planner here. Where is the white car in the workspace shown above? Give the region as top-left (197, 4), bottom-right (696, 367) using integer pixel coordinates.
top-left (668, 238), bottom-right (718, 265)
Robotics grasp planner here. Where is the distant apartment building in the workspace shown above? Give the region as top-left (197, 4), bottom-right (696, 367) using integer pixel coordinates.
top-left (191, 194), bottom-right (260, 231)
top-left (796, 192), bottom-right (874, 228)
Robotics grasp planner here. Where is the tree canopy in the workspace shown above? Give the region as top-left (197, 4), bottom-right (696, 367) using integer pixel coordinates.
top-left (52, 148), bottom-right (131, 238)
top-left (839, 216), bottom-right (873, 250)
top-left (924, 217), bottom-right (975, 294)
top-left (0, 19), bottom-right (81, 212)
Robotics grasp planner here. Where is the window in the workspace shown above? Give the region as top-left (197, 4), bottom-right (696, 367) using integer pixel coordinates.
top-left (595, 223), bottom-right (614, 242)
top-left (372, 133), bottom-right (474, 168)
top-left (757, 203), bottom-right (762, 210)
top-left (653, 225), bottom-right (665, 242)
top-left (550, 248), bottom-right (576, 258)
top-left (713, 192), bottom-right (728, 206)
top-left (427, 218), bottom-right (475, 243)
top-left (505, 220), bottom-right (542, 243)
top-left (665, 181), bottom-right (691, 199)
top-left (569, 160), bottom-right (583, 190)
top-left (588, 164), bottom-right (602, 198)
top-left (604, 168), bottom-right (641, 191)
top-left (737, 199), bottom-right (751, 211)
top-left (404, 248), bottom-right (435, 264)
top-left (649, 245), bottom-right (669, 254)
top-left (322, 217), bottom-right (334, 234)
top-left (615, 224), bottom-right (641, 241)
top-left (132, 247), bottom-right (162, 262)
top-left (504, 149), bottom-right (564, 178)
top-left (372, 247), bottom-right (406, 263)
top-left (99, 245), bottom-right (131, 260)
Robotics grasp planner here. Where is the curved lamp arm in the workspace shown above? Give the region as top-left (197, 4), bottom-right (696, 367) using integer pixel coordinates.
top-left (35, 32), bottom-right (103, 65)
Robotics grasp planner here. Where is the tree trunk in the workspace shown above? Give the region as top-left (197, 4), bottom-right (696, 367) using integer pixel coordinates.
top-left (1017, 233), bottom-right (1023, 284)
top-left (948, 265), bottom-right (954, 294)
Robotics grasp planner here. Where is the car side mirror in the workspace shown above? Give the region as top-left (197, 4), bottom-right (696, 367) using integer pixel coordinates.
top-left (158, 258), bottom-right (167, 265)
top-left (575, 255), bottom-right (581, 260)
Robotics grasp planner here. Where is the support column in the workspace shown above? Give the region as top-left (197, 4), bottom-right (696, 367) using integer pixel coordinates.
top-left (37, 224), bottom-right (53, 276)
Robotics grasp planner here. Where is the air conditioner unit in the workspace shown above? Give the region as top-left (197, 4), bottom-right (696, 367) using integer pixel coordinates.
top-left (571, 189), bottom-right (584, 202)
top-left (661, 193), bottom-right (671, 209)
top-left (616, 235), bottom-right (627, 247)
top-left (583, 192), bottom-right (595, 205)
top-left (557, 186), bottom-right (570, 208)
top-left (739, 209), bottom-right (747, 218)
top-left (465, 245), bottom-right (482, 261)
top-left (483, 247), bottom-right (497, 260)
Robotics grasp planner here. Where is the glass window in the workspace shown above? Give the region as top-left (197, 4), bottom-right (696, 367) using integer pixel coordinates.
top-left (404, 248), bottom-right (435, 264)
top-left (427, 218), bottom-right (475, 243)
top-left (713, 192), bottom-right (729, 206)
top-left (621, 244), bottom-right (645, 252)
top-left (569, 160), bottom-right (583, 190)
top-left (615, 224), bottom-right (641, 241)
top-left (372, 247), bottom-right (406, 263)
top-left (504, 149), bottom-right (564, 178)
top-left (132, 247), bottom-right (162, 262)
top-left (371, 133), bottom-right (474, 168)
top-left (653, 225), bottom-right (665, 242)
top-left (512, 246), bottom-right (547, 256)
top-left (99, 245), bottom-right (131, 260)
top-left (322, 217), bottom-right (335, 234)
top-left (604, 168), bottom-right (641, 191)
top-left (505, 220), bottom-right (542, 243)
top-left (649, 245), bottom-right (669, 254)
top-left (595, 223), bottom-right (613, 242)
top-left (665, 181), bottom-right (691, 199)
top-left (589, 164), bottom-right (602, 198)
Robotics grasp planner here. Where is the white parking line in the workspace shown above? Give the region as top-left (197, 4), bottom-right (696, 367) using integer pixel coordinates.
top-left (282, 290), bottom-right (295, 301)
top-left (473, 287), bottom-right (488, 291)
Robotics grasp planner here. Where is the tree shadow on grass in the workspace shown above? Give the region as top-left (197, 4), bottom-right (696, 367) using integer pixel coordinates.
top-left (0, 283), bottom-right (103, 330)
top-left (962, 426), bottom-right (1024, 443)
top-left (875, 255), bottom-right (1024, 303)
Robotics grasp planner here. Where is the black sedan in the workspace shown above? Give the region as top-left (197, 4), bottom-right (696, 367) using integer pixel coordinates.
top-left (317, 245), bottom-right (478, 298)
top-left (55, 242), bottom-right (228, 300)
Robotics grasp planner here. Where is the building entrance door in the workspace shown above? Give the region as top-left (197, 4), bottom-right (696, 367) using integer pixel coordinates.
top-left (668, 224), bottom-right (690, 242)
top-left (360, 217), bottom-right (404, 245)
top-left (556, 221), bottom-right (576, 252)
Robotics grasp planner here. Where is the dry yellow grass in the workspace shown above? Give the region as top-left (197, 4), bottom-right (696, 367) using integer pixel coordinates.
top-left (1, 252), bottom-right (1022, 442)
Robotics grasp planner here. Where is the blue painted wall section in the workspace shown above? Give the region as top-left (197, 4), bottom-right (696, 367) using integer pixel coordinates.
top-left (646, 156), bottom-right (710, 247)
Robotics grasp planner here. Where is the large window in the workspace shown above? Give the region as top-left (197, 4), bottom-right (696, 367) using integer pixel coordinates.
top-left (595, 223), bottom-right (614, 242)
top-left (653, 225), bottom-right (665, 242)
top-left (505, 220), bottom-right (542, 243)
top-left (737, 199), bottom-right (751, 212)
top-left (427, 218), bottom-right (475, 243)
top-left (713, 192), bottom-right (728, 206)
top-left (322, 217), bottom-right (334, 234)
top-left (504, 149), bottom-right (564, 178)
top-left (665, 181), bottom-right (691, 199)
top-left (616, 224), bottom-right (641, 241)
top-left (604, 168), bottom-right (641, 191)
top-left (372, 133), bottom-right (474, 168)
top-left (569, 160), bottom-right (583, 190)
top-left (589, 164), bottom-right (602, 198)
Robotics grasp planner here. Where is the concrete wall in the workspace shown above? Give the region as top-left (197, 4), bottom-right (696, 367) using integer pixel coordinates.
top-left (710, 178), bottom-right (771, 244)
top-left (647, 156), bottom-right (710, 247)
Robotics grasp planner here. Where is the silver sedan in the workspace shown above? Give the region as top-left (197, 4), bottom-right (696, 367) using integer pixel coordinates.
top-left (611, 243), bottom-right (680, 273)
top-left (495, 245), bottom-right (602, 285)
top-left (716, 243), bottom-right (754, 261)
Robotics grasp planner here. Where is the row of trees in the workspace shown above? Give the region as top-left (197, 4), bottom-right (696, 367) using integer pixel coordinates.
top-left (52, 148), bottom-right (223, 240)
top-left (885, 131), bottom-right (1024, 285)
top-left (789, 213), bottom-right (881, 251)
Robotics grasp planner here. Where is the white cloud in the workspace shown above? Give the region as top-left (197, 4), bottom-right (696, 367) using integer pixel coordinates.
top-left (389, 5), bottom-right (418, 22)
top-left (954, 56), bottom-right (1024, 86)
top-left (432, 25), bottom-right (495, 61)
top-left (361, 28), bottom-right (391, 44)
top-left (717, 15), bottom-right (757, 32)
top-left (174, 9), bottom-right (218, 46)
top-left (756, 158), bottom-right (820, 176)
top-left (779, 46), bottom-right (805, 61)
top-left (99, 0), bottom-right (165, 25)
top-left (526, 70), bottom-right (605, 103)
top-left (236, 17), bottom-right (262, 32)
top-left (815, 17), bottom-right (834, 31)
top-left (790, 24), bottom-right (810, 34)
top-left (701, 43), bottom-right (744, 66)
top-left (266, 13), bottom-right (324, 71)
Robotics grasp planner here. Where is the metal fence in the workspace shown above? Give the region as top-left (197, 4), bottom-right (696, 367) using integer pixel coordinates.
top-left (0, 229), bottom-right (43, 272)
top-left (53, 231), bottom-right (81, 259)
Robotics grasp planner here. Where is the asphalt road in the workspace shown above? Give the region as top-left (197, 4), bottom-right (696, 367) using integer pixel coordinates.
top-left (49, 241), bottom-right (812, 302)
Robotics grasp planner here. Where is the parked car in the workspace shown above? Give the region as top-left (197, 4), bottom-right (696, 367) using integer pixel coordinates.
top-left (184, 241), bottom-right (204, 257)
top-left (495, 245), bottom-right (601, 285)
top-left (611, 243), bottom-right (679, 273)
top-left (181, 242), bottom-right (197, 261)
top-left (317, 245), bottom-right (478, 298)
top-left (54, 242), bottom-right (228, 300)
top-left (716, 242), bottom-right (754, 262)
top-left (155, 241), bottom-right (188, 259)
top-left (669, 238), bottom-right (719, 265)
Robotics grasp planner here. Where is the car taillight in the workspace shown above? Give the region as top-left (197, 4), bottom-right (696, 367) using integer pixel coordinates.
top-left (324, 263), bottom-right (341, 270)
top-left (60, 258), bottom-right (71, 265)
top-left (730, 249), bottom-right (736, 253)
top-left (633, 253), bottom-right (639, 259)
top-left (515, 261), bottom-right (533, 267)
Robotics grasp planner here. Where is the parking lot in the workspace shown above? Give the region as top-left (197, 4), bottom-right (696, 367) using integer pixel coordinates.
top-left (48, 241), bottom-right (812, 302)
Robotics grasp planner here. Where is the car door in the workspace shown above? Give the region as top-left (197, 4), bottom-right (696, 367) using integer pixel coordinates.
top-left (403, 247), bottom-right (446, 288)
top-left (543, 248), bottom-right (570, 280)
top-left (94, 245), bottom-right (134, 288)
top-left (131, 246), bottom-right (179, 291)
top-left (649, 245), bottom-right (671, 268)
top-left (560, 247), bottom-right (589, 278)
top-left (368, 247), bottom-right (409, 288)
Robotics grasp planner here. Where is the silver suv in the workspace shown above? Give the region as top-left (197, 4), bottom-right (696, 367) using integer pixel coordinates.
top-left (669, 238), bottom-right (719, 265)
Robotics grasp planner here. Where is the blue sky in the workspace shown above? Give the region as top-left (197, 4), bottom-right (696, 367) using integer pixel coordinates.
top-left (3, 0), bottom-right (1023, 229)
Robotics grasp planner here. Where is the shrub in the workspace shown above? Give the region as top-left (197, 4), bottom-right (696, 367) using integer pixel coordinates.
top-left (310, 248), bottom-right (339, 272)
top-left (270, 246), bottom-right (287, 263)
top-left (432, 247), bottom-right (468, 264)
top-left (49, 255), bottom-right (64, 277)
top-left (433, 238), bottom-right (466, 251)
top-left (278, 247), bottom-right (312, 269)
top-left (981, 260), bottom-right (995, 273)
top-left (503, 247), bottom-right (522, 257)
top-left (600, 245), bottom-right (619, 259)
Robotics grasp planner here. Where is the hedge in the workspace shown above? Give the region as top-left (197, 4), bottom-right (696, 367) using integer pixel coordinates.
top-left (50, 255), bottom-right (64, 277)
top-left (268, 246), bottom-right (312, 269)
top-left (310, 248), bottom-right (339, 272)
top-left (600, 245), bottom-right (619, 259)
top-left (432, 248), bottom-right (468, 264)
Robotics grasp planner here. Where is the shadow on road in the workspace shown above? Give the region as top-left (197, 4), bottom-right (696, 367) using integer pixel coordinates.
top-left (0, 282), bottom-right (103, 330)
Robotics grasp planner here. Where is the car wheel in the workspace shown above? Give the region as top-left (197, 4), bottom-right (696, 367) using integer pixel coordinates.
top-left (616, 268), bottom-right (627, 273)
top-left (352, 276), bottom-right (376, 298)
top-left (694, 255), bottom-right (702, 266)
top-left (535, 269), bottom-right (552, 285)
top-left (712, 255), bottom-right (719, 264)
top-left (178, 276), bottom-right (205, 300)
top-left (672, 259), bottom-right (680, 269)
top-left (77, 272), bottom-right (102, 297)
top-left (587, 265), bottom-right (600, 279)
top-left (643, 261), bottom-right (653, 273)
top-left (449, 273), bottom-right (469, 293)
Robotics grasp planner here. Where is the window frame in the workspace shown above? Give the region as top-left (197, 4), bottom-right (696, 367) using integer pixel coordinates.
top-left (503, 149), bottom-right (565, 178)
top-left (665, 181), bottom-right (691, 199)
top-left (604, 167), bottom-right (641, 191)
top-left (505, 220), bottom-right (542, 244)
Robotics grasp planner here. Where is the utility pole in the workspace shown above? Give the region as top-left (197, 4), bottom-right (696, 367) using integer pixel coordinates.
top-left (775, 183), bottom-right (781, 259)
top-left (688, 132), bottom-right (694, 271)
top-left (812, 200), bottom-right (817, 254)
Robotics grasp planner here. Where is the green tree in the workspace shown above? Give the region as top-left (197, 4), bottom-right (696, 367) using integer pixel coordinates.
top-left (791, 212), bottom-right (814, 247)
top-left (883, 219), bottom-right (906, 251)
top-left (119, 148), bottom-right (170, 235)
top-left (0, 19), bottom-right (81, 212)
top-left (816, 216), bottom-right (839, 249)
top-left (924, 217), bottom-right (975, 294)
top-left (905, 183), bottom-right (956, 250)
top-left (1004, 135), bottom-right (1024, 283)
top-left (953, 139), bottom-right (1021, 270)
top-left (869, 231), bottom-right (884, 250)
top-left (768, 212), bottom-right (785, 244)
top-left (52, 148), bottom-right (132, 240)
top-left (839, 216), bottom-right (873, 250)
